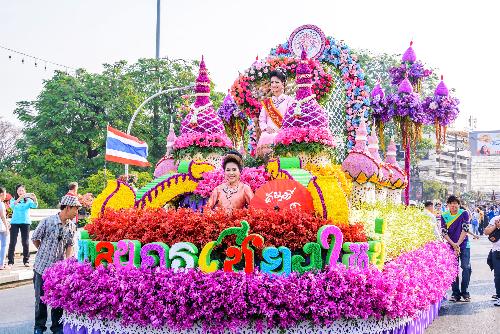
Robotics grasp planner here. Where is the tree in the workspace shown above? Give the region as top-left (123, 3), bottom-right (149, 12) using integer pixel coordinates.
top-left (12, 58), bottom-right (224, 197)
top-left (422, 179), bottom-right (448, 202)
top-left (0, 171), bottom-right (58, 208)
top-left (80, 169), bottom-right (116, 196)
top-left (0, 117), bottom-right (22, 168)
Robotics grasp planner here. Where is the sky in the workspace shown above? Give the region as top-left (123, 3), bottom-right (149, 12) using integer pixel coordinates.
top-left (1, 0), bottom-right (499, 131)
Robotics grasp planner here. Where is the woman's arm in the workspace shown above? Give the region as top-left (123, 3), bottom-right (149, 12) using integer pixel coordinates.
top-left (243, 184), bottom-right (254, 205)
top-left (0, 203), bottom-right (8, 230)
top-left (205, 188), bottom-right (219, 211)
top-left (29, 195), bottom-right (38, 208)
top-left (258, 107), bottom-right (267, 132)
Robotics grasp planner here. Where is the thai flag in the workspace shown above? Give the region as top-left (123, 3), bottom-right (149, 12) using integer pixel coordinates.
top-left (105, 126), bottom-right (150, 167)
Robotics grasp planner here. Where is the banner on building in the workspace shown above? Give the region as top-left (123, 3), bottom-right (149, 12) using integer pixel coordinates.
top-left (469, 130), bottom-right (500, 156)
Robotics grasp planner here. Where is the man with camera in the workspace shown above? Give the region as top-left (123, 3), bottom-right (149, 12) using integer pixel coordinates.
top-left (31, 195), bottom-right (80, 334)
top-left (485, 214), bottom-right (500, 307)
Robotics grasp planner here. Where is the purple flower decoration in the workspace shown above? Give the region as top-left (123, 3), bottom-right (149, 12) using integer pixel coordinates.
top-left (389, 61), bottom-right (432, 87)
top-left (42, 242), bottom-right (457, 332)
top-left (217, 93), bottom-right (244, 123)
top-left (370, 82), bottom-right (391, 123)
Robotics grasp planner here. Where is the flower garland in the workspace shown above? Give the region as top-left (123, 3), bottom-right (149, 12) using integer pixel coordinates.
top-left (42, 242), bottom-right (456, 333)
top-left (85, 208), bottom-right (365, 252)
top-left (172, 132), bottom-right (232, 161)
top-left (274, 126), bottom-right (337, 160)
top-left (269, 36), bottom-right (370, 148)
top-left (231, 57), bottom-right (334, 119)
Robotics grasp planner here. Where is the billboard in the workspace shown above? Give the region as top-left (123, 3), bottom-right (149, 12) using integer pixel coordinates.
top-left (470, 130), bottom-right (500, 156)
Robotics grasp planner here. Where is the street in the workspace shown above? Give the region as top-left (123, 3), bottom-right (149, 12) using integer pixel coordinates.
top-left (0, 237), bottom-right (498, 334)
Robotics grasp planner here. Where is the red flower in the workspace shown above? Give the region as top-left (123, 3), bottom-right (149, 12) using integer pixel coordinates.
top-left (86, 208), bottom-right (367, 251)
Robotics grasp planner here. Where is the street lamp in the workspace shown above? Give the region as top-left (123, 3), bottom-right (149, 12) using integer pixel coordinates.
top-left (124, 84), bottom-right (195, 176)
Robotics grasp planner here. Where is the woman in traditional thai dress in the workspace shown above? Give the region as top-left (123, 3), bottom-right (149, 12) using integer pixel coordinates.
top-left (206, 152), bottom-right (254, 212)
top-left (256, 69), bottom-right (293, 156)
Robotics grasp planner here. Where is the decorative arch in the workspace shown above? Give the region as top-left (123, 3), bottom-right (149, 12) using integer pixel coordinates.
top-left (231, 25), bottom-right (370, 160)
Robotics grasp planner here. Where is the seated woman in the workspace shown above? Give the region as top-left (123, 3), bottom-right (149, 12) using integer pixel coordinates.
top-left (206, 152), bottom-right (254, 212)
top-left (256, 69), bottom-right (293, 156)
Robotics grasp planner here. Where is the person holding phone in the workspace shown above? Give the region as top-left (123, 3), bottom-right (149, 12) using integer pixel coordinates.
top-left (7, 184), bottom-right (38, 268)
top-left (485, 215), bottom-right (500, 307)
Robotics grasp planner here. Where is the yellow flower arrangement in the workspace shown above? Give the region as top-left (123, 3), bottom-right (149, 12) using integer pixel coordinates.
top-left (351, 202), bottom-right (437, 260)
top-left (190, 161), bottom-right (215, 180)
top-left (304, 163), bottom-right (353, 197)
top-left (266, 159), bottom-right (280, 179)
top-left (139, 174), bottom-right (198, 209)
top-left (90, 180), bottom-right (135, 220)
top-left (307, 175), bottom-right (349, 223)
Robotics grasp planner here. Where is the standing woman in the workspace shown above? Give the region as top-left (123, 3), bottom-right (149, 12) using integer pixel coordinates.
top-left (0, 187), bottom-right (9, 269)
top-left (256, 69), bottom-right (293, 156)
top-left (7, 184), bottom-right (38, 268)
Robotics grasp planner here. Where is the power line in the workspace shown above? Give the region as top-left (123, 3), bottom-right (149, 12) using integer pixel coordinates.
top-left (0, 44), bottom-right (77, 73)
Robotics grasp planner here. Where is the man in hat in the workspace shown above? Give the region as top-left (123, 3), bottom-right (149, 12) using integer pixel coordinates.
top-left (31, 195), bottom-right (81, 334)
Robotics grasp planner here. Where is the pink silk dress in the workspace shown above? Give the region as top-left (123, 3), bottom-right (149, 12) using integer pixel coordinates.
top-left (206, 182), bottom-right (254, 212)
top-left (257, 94), bottom-right (293, 148)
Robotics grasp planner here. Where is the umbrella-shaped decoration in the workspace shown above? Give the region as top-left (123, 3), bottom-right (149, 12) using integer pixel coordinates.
top-left (250, 179), bottom-right (314, 213)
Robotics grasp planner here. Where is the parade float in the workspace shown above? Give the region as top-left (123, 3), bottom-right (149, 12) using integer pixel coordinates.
top-left (42, 25), bottom-right (460, 334)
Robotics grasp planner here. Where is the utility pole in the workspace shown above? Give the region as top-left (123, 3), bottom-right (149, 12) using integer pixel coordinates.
top-left (453, 133), bottom-right (458, 194)
top-left (156, 0), bottom-right (161, 59)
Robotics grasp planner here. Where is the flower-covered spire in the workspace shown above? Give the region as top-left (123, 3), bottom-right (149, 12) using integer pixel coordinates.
top-left (341, 119), bottom-right (379, 185)
top-left (385, 137), bottom-right (397, 164)
top-left (368, 126), bottom-right (382, 163)
top-left (166, 122), bottom-right (177, 150)
top-left (371, 80), bottom-right (385, 101)
top-left (398, 76), bottom-right (413, 94)
top-left (295, 48), bottom-right (313, 100)
top-left (281, 49), bottom-right (329, 128)
top-left (354, 118), bottom-right (369, 152)
top-left (193, 55), bottom-right (211, 108)
top-left (435, 75), bottom-right (449, 97)
top-left (179, 56), bottom-right (227, 136)
top-left (402, 41), bottom-right (417, 64)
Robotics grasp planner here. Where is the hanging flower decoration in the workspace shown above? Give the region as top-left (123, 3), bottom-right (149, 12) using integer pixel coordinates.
top-left (389, 42), bottom-right (432, 92)
top-left (385, 77), bottom-right (427, 149)
top-left (422, 76), bottom-right (460, 149)
top-left (231, 56), bottom-right (334, 119)
top-left (217, 93), bottom-right (249, 150)
top-left (370, 81), bottom-right (390, 144)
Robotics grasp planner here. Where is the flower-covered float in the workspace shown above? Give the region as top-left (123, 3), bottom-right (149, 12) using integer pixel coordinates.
top-left (43, 25), bottom-right (460, 334)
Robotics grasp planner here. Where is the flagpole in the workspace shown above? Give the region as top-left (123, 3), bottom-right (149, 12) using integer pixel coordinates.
top-left (124, 84), bottom-right (194, 176)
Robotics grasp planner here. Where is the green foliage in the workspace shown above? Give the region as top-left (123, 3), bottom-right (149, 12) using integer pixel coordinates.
top-left (80, 169), bottom-right (116, 196)
top-left (132, 171), bottom-right (153, 188)
top-left (422, 179), bottom-right (448, 202)
top-left (0, 171), bottom-right (58, 207)
top-left (11, 58), bottom-right (225, 198)
top-left (243, 154), bottom-right (270, 168)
